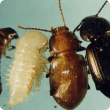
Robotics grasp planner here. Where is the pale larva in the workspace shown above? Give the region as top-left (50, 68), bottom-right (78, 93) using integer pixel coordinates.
top-left (4, 31), bottom-right (49, 109)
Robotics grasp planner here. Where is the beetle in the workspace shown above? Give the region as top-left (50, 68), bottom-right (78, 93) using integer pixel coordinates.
top-left (18, 0), bottom-right (88, 109)
top-left (0, 27), bottom-right (19, 59)
top-left (73, 0), bottom-right (110, 98)
top-left (0, 27), bottom-right (19, 94)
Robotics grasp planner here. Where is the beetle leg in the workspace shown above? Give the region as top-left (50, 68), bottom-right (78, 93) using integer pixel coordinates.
top-left (9, 45), bottom-right (15, 50)
top-left (77, 46), bottom-right (86, 52)
top-left (85, 54), bottom-right (87, 59)
top-left (85, 60), bottom-right (87, 65)
top-left (46, 73), bottom-right (50, 78)
top-left (47, 47), bottom-right (49, 49)
top-left (95, 85), bottom-right (100, 90)
top-left (74, 38), bottom-right (82, 43)
top-left (3, 55), bottom-right (12, 59)
top-left (6, 45), bottom-right (15, 51)
top-left (73, 22), bottom-right (82, 33)
top-left (88, 84), bottom-right (90, 90)
top-left (48, 56), bottom-right (54, 62)
top-left (77, 28), bottom-right (81, 31)
top-left (2, 52), bottom-right (12, 59)
top-left (87, 70), bottom-right (90, 74)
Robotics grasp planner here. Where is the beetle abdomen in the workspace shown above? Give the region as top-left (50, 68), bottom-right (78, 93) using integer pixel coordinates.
top-left (86, 43), bottom-right (110, 98)
top-left (49, 52), bottom-right (88, 109)
top-left (5, 31), bottom-right (49, 108)
top-left (86, 44), bottom-right (104, 88)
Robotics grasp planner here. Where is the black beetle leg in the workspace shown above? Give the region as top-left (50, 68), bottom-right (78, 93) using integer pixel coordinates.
top-left (48, 56), bottom-right (54, 62)
top-left (78, 46), bottom-right (86, 51)
top-left (46, 56), bottom-right (54, 78)
top-left (47, 47), bottom-right (49, 49)
top-left (85, 55), bottom-right (87, 60)
top-left (2, 52), bottom-right (12, 59)
top-left (95, 85), bottom-right (100, 90)
top-left (46, 73), bottom-right (50, 78)
top-left (77, 28), bottom-right (81, 31)
top-left (88, 84), bottom-right (90, 90)
top-left (73, 22), bottom-right (82, 33)
top-left (74, 37), bottom-right (82, 43)
top-left (88, 70), bottom-right (90, 74)
top-left (6, 45), bottom-right (15, 51)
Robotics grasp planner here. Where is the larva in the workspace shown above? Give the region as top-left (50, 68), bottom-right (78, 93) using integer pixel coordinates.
top-left (0, 27), bottom-right (19, 94)
top-left (4, 31), bottom-right (49, 109)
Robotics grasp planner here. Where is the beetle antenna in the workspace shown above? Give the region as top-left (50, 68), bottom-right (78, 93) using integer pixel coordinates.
top-left (59, 0), bottom-right (66, 27)
top-left (18, 26), bottom-right (53, 32)
top-left (96, 0), bottom-right (108, 17)
top-left (73, 22), bottom-right (82, 33)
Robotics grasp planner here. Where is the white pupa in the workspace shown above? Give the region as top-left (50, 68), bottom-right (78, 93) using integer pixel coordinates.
top-left (4, 31), bottom-right (49, 109)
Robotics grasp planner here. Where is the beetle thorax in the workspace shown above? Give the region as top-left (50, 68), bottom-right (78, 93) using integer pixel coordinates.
top-left (49, 27), bottom-right (80, 56)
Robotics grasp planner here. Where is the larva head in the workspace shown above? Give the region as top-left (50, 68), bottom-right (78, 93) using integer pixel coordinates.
top-left (16, 31), bottom-right (48, 50)
top-left (49, 27), bottom-right (81, 56)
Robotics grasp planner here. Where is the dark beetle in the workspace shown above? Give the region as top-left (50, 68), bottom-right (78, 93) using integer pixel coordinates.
top-left (73, 0), bottom-right (110, 98)
top-left (18, 0), bottom-right (88, 109)
top-left (0, 27), bottom-right (19, 59)
top-left (0, 27), bottom-right (19, 94)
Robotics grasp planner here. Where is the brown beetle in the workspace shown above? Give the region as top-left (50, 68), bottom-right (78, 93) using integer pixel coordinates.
top-left (18, 0), bottom-right (88, 109)
top-left (0, 27), bottom-right (19, 59)
top-left (0, 27), bottom-right (19, 94)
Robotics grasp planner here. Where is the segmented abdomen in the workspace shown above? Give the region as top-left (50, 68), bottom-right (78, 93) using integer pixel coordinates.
top-left (5, 31), bottom-right (49, 109)
top-left (5, 60), bottom-right (36, 108)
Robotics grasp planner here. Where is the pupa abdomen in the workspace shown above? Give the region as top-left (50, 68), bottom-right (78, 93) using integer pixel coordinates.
top-left (5, 31), bottom-right (49, 109)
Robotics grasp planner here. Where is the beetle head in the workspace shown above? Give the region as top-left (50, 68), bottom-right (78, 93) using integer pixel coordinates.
top-left (79, 16), bottom-right (110, 43)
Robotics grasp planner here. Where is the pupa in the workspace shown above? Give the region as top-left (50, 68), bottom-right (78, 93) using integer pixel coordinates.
top-left (4, 31), bottom-right (49, 109)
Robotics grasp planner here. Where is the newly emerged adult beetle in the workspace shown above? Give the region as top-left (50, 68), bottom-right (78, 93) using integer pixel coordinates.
top-left (0, 27), bottom-right (19, 94)
top-left (73, 0), bottom-right (110, 98)
top-left (18, 0), bottom-right (88, 109)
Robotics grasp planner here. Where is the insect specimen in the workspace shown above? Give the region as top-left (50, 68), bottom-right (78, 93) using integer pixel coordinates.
top-left (0, 27), bottom-right (19, 94)
top-left (18, 0), bottom-right (88, 109)
top-left (4, 31), bottom-right (49, 109)
top-left (0, 27), bottom-right (19, 58)
top-left (73, 0), bottom-right (110, 98)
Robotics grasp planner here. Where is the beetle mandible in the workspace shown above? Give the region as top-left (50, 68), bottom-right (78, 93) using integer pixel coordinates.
top-left (18, 0), bottom-right (88, 109)
top-left (73, 0), bottom-right (110, 98)
top-left (0, 27), bottom-right (19, 94)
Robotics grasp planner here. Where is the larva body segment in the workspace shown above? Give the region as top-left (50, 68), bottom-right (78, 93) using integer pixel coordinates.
top-left (5, 31), bottom-right (49, 109)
